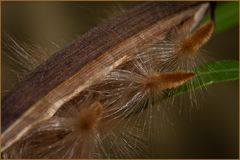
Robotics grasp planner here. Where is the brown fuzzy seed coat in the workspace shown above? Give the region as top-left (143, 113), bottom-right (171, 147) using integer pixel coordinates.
top-left (178, 20), bottom-right (214, 55)
top-left (143, 71), bottom-right (195, 90)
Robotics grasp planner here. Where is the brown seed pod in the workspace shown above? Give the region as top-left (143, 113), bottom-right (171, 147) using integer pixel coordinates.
top-left (1, 2), bottom-right (209, 153)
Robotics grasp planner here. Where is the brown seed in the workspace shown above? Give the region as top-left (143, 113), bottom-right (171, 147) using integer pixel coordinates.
top-left (73, 101), bottom-right (103, 133)
top-left (177, 20), bottom-right (214, 56)
top-left (143, 71), bottom-right (195, 90)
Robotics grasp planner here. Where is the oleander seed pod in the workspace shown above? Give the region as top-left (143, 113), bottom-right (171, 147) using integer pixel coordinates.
top-left (1, 2), bottom-right (211, 158)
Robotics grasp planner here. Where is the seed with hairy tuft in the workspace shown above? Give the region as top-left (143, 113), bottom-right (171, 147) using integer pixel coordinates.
top-left (143, 71), bottom-right (195, 90)
top-left (177, 20), bottom-right (214, 56)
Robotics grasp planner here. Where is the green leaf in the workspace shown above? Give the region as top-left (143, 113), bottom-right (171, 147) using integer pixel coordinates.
top-left (202, 2), bottom-right (239, 33)
top-left (166, 60), bottom-right (239, 97)
top-left (215, 2), bottom-right (239, 33)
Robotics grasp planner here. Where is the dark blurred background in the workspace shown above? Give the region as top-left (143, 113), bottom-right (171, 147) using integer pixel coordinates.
top-left (1, 1), bottom-right (239, 158)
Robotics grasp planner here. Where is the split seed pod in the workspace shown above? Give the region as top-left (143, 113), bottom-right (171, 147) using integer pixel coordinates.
top-left (1, 2), bottom-right (210, 157)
